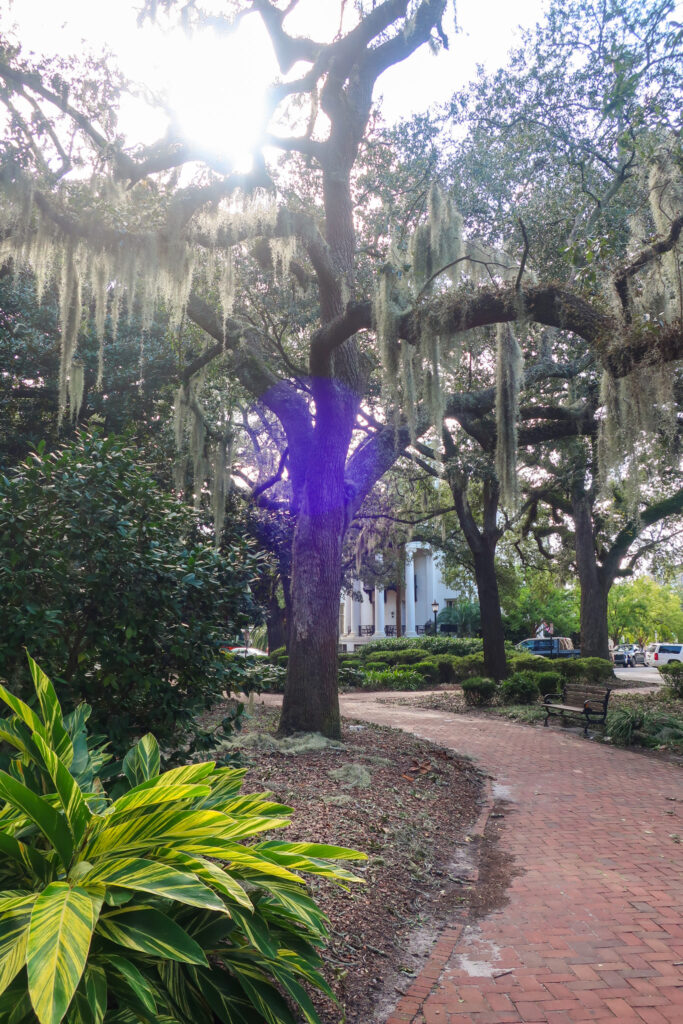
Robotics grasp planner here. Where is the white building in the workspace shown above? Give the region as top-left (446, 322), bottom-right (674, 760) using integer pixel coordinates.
top-left (339, 542), bottom-right (462, 651)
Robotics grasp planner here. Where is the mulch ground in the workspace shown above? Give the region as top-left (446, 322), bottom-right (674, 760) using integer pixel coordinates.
top-left (210, 701), bottom-right (488, 1024)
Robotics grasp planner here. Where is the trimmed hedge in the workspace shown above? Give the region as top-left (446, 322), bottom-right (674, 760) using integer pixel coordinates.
top-left (462, 676), bottom-right (497, 706)
top-left (499, 672), bottom-right (540, 705)
top-left (411, 659), bottom-right (441, 685)
top-left (358, 636), bottom-right (483, 658)
top-left (553, 657), bottom-right (614, 682)
top-left (660, 661), bottom-right (683, 698)
top-left (531, 670), bottom-right (564, 697)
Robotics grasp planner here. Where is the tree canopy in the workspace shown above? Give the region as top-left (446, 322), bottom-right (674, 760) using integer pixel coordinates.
top-left (0, 0), bottom-right (681, 734)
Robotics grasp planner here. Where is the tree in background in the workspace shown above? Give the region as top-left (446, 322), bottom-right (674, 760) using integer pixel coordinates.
top-left (608, 575), bottom-right (683, 644)
top-left (0, 431), bottom-right (265, 756)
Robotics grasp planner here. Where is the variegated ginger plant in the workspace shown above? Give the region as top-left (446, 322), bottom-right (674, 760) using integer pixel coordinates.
top-left (0, 654), bottom-right (365, 1024)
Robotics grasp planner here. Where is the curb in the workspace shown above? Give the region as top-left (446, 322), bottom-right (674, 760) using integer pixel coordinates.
top-left (384, 775), bottom-right (497, 1024)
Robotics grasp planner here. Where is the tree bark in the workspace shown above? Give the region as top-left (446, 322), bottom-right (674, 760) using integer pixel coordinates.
top-left (572, 490), bottom-right (611, 659)
top-left (472, 544), bottom-right (508, 681)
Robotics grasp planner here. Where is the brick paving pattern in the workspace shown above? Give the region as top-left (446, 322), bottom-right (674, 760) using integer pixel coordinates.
top-left (338, 696), bottom-right (683, 1024)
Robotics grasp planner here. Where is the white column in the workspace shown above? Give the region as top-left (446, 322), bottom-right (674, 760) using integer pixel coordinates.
top-left (404, 546), bottom-right (417, 637)
top-left (351, 581), bottom-right (362, 636)
top-left (373, 587), bottom-right (385, 638)
top-left (344, 592), bottom-right (353, 634)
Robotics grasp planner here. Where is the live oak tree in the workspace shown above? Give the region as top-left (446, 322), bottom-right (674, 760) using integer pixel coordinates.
top-left (0, 0), bottom-right (681, 736)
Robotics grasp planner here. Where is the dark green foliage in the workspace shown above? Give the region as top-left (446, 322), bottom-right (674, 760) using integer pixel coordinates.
top-left (660, 662), bottom-right (683, 698)
top-left (554, 658), bottom-right (614, 682)
top-left (0, 431), bottom-right (264, 758)
top-left (432, 654), bottom-right (460, 684)
top-left (360, 667), bottom-right (422, 691)
top-left (358, 636), bottom-right (483, 659)
top-left (462, 676), bottom-right (498, 706)
top-left (449, 653), bottom-right (487, 681)
top-left (338, 662), bottom-right (365, 688)
top-left (411, 659), bottom-right (441, 685)
top-left (607, 706), bottom-right (683, 749)
top-left (499, 673), bottom-right (541, 705)
top-left (507, 653), bottom-right (551, 673)
top-left (268, 646), bottom-right (289, 666)
top-left (530, 671), bottom-right (564, 696)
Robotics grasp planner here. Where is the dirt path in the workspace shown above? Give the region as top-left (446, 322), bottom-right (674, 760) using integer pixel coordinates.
top-left (334, 693), bottom-right (683, 1024)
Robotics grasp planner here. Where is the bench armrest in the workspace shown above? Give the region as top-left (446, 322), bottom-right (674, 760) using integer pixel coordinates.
top-left (543, 693), bottom-right (563, 705)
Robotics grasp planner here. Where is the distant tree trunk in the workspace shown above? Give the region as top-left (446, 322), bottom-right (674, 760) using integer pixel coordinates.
top-left (448, 472), bottom-right (508, 680)
top-left (473, 544), bottom-right (508, 680)
top-left (572, 489), bottom-right (611, 660)
top-left (266, 591), bottom-right (287, 653)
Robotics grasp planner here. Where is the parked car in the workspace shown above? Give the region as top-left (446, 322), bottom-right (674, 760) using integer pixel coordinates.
top-left (219, 645), bottom-right (268, 657)
top-left (614, 643), bottom-right (643, 667)
top-left (515, 637), bottom-right (580, 659)
top-left (645, 642), bottom-right (683, 667)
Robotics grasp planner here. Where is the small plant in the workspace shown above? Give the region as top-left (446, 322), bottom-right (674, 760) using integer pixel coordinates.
top-left (360, 667), bottom-right (422, 691)
top-left (411, 660), bottom-right (441, 685)
top-left (338, 662), bottom-right (365, 688)
top-left (659, 662), bottom-right (683, 698)
top-left (268, 645), bottom-right (289, 666)
top-left (530, 671), bottom-right (564, 697)
top-left (0, 654), bottom-right (365, 1024)
top-left (499, 672), bottom-right (540, 705)
top-left (607, 704), bottom-right (683, 749)
top-left (461, 676), bottom-right (498, 706)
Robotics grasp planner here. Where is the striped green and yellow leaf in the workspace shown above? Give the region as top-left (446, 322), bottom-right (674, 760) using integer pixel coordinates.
top-left (0, 895), bottom-right (35, 997)
top-left (31, 736), bottom-right (91, 846)
top-left (26, 655), bottom-right (73, 767)
top-left (81, 857), bottom-right (227, 912)
top-left (97, 907), bottom-right (209, 965)
top-left (0, 773), bottom-right (73, 870)
top-left (26, 883), bottom-right (100, 1024)
top-left (121, 734), bottom-right (159, 788)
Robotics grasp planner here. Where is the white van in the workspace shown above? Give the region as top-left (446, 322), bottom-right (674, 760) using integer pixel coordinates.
top-left (645, 643), bottom-right (682, 667)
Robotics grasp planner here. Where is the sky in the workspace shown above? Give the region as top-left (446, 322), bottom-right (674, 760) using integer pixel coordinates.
top-left (3, 0), bottom-right (550, 162)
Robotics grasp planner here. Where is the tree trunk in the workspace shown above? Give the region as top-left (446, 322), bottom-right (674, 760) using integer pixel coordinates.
top-left (473, 544), bottom-right (508, 680)
top-left (572, 491), bottom-right (611, 659)
top-left (266, 592), bottom-right (287, 653)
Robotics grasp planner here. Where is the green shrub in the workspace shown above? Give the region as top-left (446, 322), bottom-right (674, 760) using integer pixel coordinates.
top-left (0, 431), bottom-right (264, 760)
top-left (554, 657), bottom-right (614, 682)
top-left (499, 672), bottom-right (541, 705)
top-left (391, 649), bottom-right (431, 665)
top-left (0, 655), bottom-right (366, 1024)
top-left (411, 659), bottom-right (441, 685)
top-left (659, 662), bottom-right (683, 698)
top-left (608, 704), bottom-right (683, 749)
top-left (360, 667), bottom-right (422, 691)
top-left (338, 662), bottom-right (365, 688)
top-left (450, 653), bottom-right (487, 681)
top-left (358, 636), bottom-right (482, 659)
top-left (531, 671), bottom-right (564, 696)
top-left (432, 654), bottom-right (460, 684)
top-left (461, 676), bottom-right (498, 706)
top-left (507, 653), bottom-right (549, 673)
top-left (247, 661), bottom-right (287, 693)
top-left (268, 645), bottom-right (289, 666)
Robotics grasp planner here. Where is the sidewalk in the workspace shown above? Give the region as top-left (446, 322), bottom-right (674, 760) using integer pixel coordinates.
top-left (337, 694), bottom-right (683, 1024)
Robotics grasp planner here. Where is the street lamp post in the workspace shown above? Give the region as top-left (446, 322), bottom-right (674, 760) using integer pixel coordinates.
top-left (431, 599), bottom-right (439, 635)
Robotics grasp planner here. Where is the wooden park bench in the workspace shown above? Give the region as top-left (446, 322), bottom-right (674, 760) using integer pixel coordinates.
top-left (543, 681), bottom-right (612, 736)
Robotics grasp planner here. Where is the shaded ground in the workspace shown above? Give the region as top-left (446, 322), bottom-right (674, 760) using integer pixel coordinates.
top-left (209, 701), bottom-right (489, 1023)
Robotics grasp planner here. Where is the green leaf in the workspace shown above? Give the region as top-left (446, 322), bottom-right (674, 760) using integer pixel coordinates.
top-left (122, 735), bottom-right (159, 788)
top-left (32, 736), bottom-right (91, 847)
top-left (0, 833), bottom-right (52, 884)
top-left (81, 857), bottom-right (227, 912)
top-left (148, 848), bottom-right (252, 910)
top-left (108, 783), bottom-right (212, 818)
top-left (97, 908), bottom-right (208, 966)
top-left (0, 895), bottom-right (35, 997)
top-left (0, 684), bottom-right (48, 745)
top-left (26, 655), bottom-right (73, 767)
top-left (26, 883), bottom-right (100, 1024)
top-left (101, 955), bottom-right (157, 1016)
top-left (0, 772), bottom-right (73, 871)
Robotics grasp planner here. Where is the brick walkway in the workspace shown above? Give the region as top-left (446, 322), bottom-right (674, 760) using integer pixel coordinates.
top-left (337, 695), bottom-right (683, 1024)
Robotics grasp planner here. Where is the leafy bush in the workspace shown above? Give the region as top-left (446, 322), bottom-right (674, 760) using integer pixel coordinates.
top-left (507, 653), bottom-right (549, 673)
top-left (461, 676), bottom-right (498, 706)
top-left (268, 646), bottom-right (289, 666)
top-left (449, 653), bottom-right (487, 682)
top-left (0, 655), bottom-right (365, 1024)
top-left (530, 671), bottom-right (564, 697)
top-left (411, 659), bottom-right (441, 685)
top-left (0, 432), bottom-right (264, 759)
top-left (499, 672), bottom-right (540, 705)
top-left (360, 667), bottom-right (422, 691)
top-left (338, 662), bottom-right (365, 688)
top-left (358, 636), bottom-right (482, 659)
top-left (432, 655), bottom-right (460, 685)
top-left (607, 704), bottom-right (683, 749)
top-left (659, 662), bottom-right (683, 698)
top-left (245, 661), bottom-right (287, 693)
top-left (554, 658), bottom-right (614, 682)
